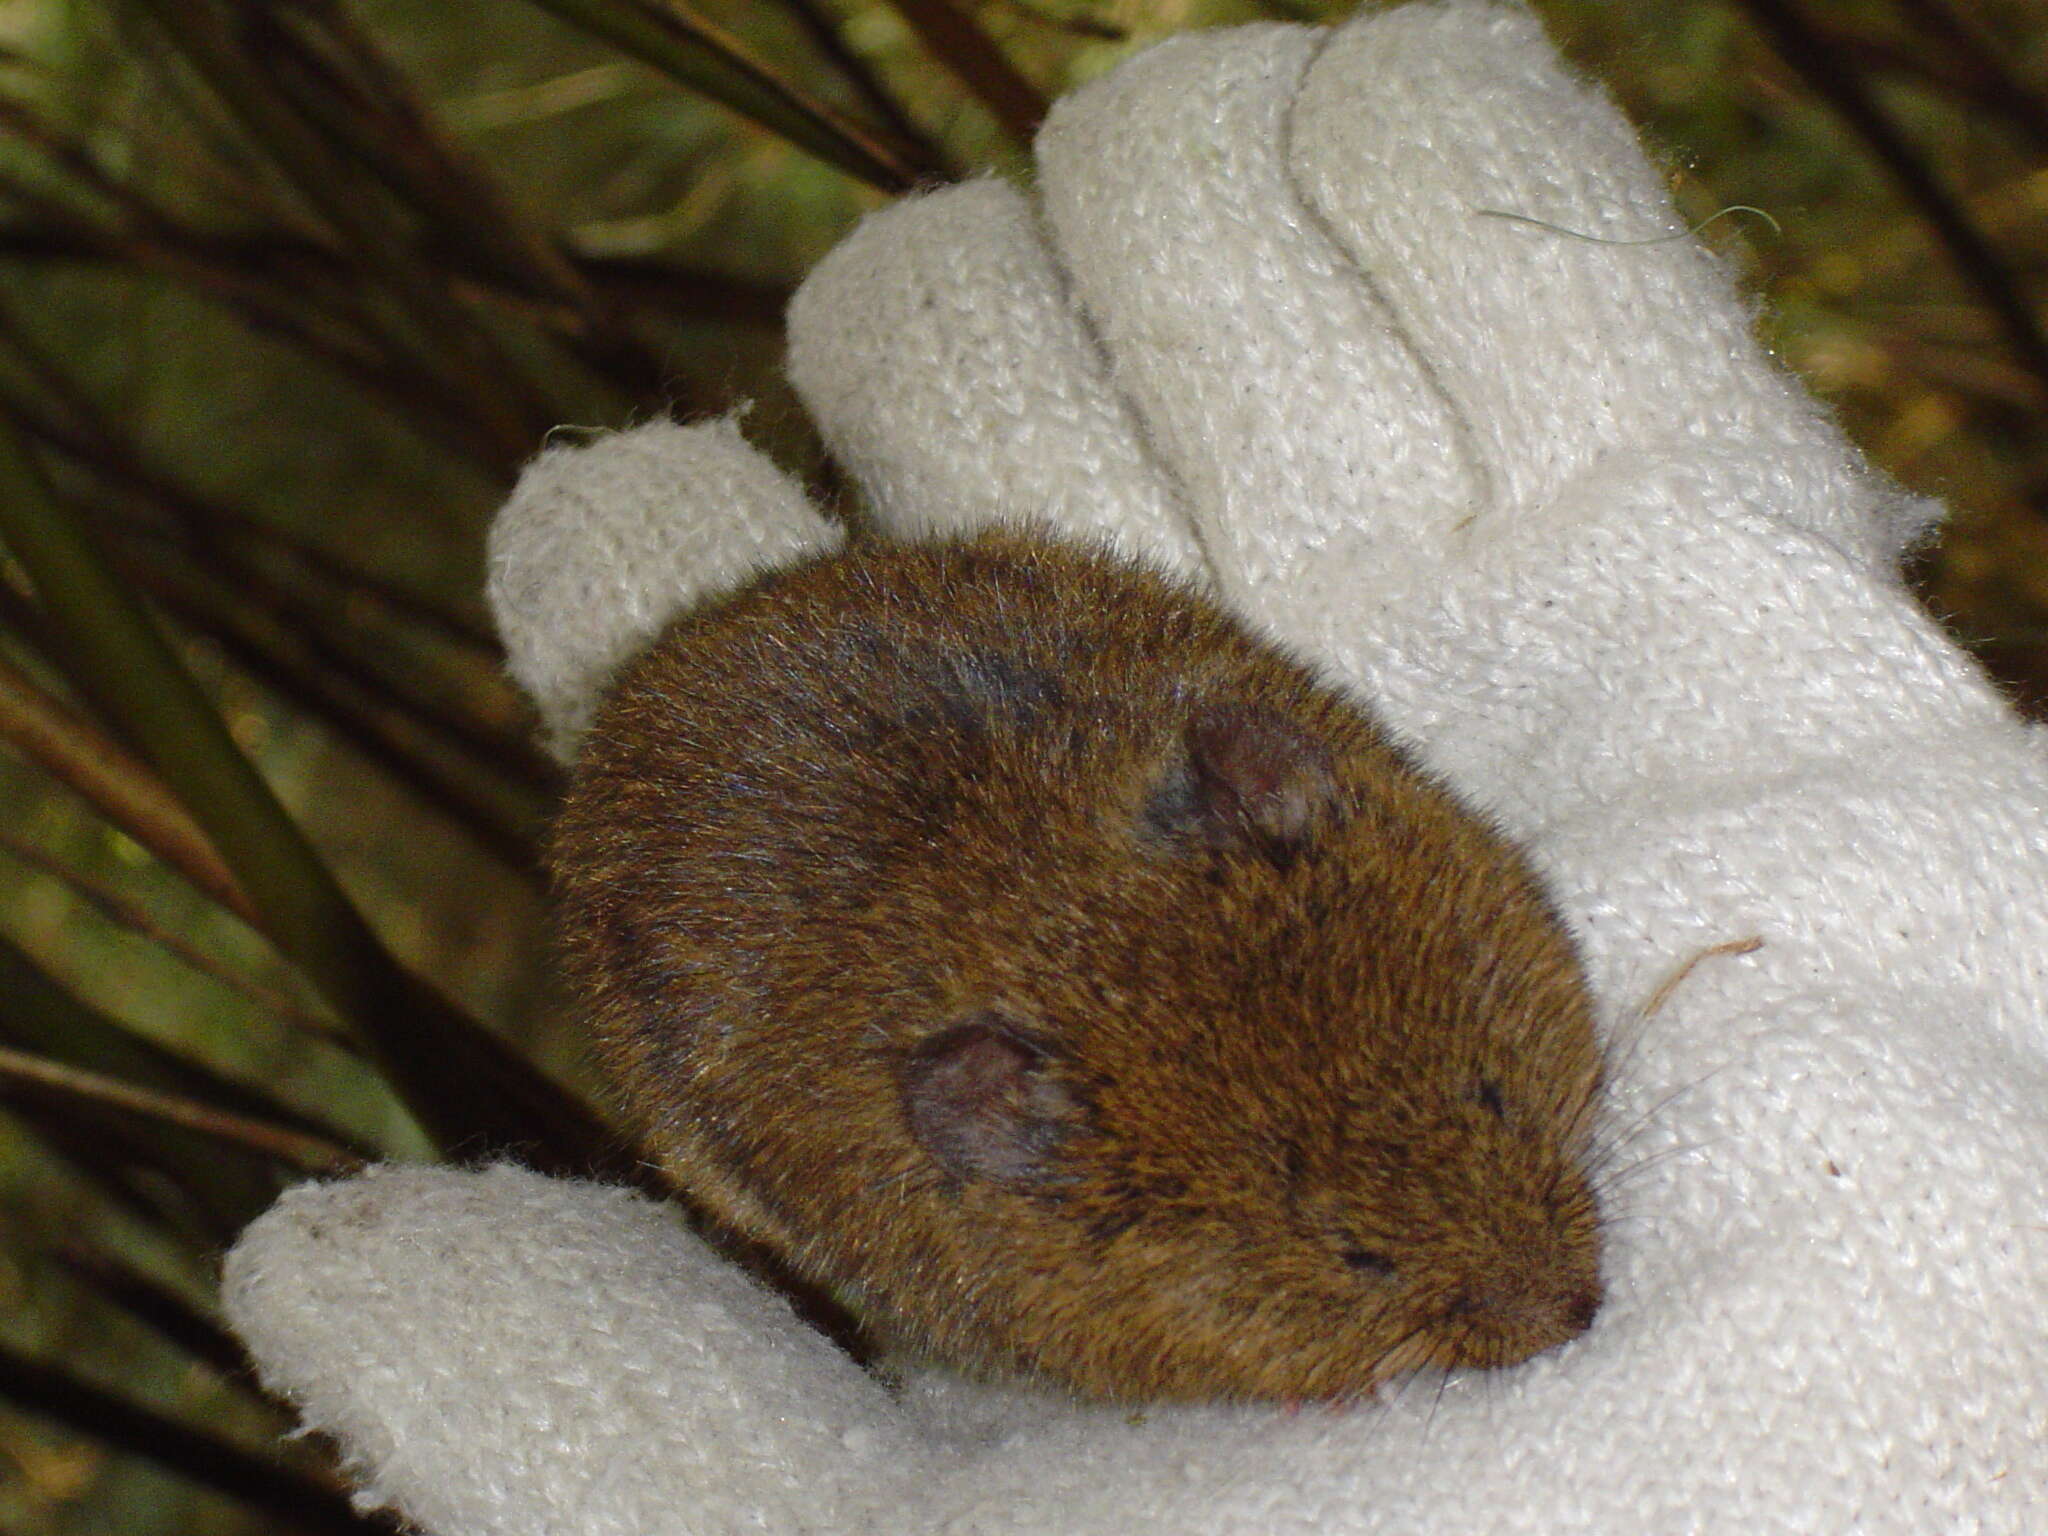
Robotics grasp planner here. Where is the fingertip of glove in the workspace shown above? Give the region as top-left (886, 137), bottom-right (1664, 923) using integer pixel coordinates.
top-left (787, 177), bottom-right (1037, 391)
top-left (1033, 22), bottom-right (1317, 182)
top-left (487, 413), bottom-right (836, 761)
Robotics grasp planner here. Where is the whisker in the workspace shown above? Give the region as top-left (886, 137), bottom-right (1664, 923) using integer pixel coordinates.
top-left (1597, 1137), bottom-right (1725, 1193)
top-left (1581, 1062), bottom-right (1736, 1182)
top-left (1422, 1363), bottom-right (1453, 1440)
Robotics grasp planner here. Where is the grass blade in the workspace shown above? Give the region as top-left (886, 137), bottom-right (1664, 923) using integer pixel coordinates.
top-left (0, 934), bottom-right (375, 1168)
top-left (0, 1341), bottom-right (389, 1536)
top-left (242, 0), bottom-right (684, 404)
top-left (882, 0), bottom-right (1047, 148)
top-left (55, 1246), bottom-right (259, 1388)
top-left (524, 0), bottom-right (931, 189)
top-left (0, 290), bottom-right (502, 652)
top-left (0, 649), bottom-right (257, 924)
top-left (0, 1045), bottom-right (364, 1178)
top-left (0, 937), bottom-right (286, 1241)
top-left (769, 0), bottom-right (962, 176)
top-left (0, 404), bottom-right (621, 1176)
top-left (122, 531), bottom-right (547, 875)
top-left (121, 0), bottom-right (556, 465)
top-left (0, 828), bottom-right (349, 1050)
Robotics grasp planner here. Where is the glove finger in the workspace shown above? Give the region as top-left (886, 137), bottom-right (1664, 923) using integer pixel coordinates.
top-left (1290, 1), bottom-right (1884, 550)
top-left (224, 1165), bottom-right (927, 1535)
top-left (1032, 25), bottom-right (1475, 667)
top-left (488, 415), bottom-right (841, 760)
top-left (786, 179), bottom-right (1199, 576)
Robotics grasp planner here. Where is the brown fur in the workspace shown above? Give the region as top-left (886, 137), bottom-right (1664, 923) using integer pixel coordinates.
top-left (549, 529), bottom-right (1605, 1403)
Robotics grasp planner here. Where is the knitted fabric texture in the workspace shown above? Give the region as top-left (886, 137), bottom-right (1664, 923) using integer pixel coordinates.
top-left (223, 4), bottom-right (2048, 1532)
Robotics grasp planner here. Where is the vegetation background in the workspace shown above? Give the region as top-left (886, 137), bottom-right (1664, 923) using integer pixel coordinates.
top-left (0, 0), bottom-right (2042, 1530)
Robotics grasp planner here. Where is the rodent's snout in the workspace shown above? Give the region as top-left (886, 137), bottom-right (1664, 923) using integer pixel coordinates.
top-left (1425, 1221), bottom-right (1604, 1371)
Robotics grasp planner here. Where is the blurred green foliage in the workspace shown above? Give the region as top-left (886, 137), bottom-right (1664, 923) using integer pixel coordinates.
top-left (0, 0), bottom-right (2042, 1530)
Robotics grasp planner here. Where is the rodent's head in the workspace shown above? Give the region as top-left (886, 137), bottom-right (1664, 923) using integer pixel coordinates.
top-left (848, 698), bottom-right (1607, 1402)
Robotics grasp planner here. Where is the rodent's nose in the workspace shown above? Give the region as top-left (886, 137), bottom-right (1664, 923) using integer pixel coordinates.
top-left (1561, 1284), bottom-right (1601, 1336)
top-left (1436, 1260), bottom-right (1603, 1369)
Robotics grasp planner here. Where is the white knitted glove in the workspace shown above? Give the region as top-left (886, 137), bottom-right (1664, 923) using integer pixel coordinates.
top-left (222, 4), bottom-right (2048, 1532)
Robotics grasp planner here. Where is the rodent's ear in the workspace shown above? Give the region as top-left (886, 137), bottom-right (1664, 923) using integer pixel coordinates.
top-left (1142, 702), bottom-right (1340, 862)
top-left (898, 1013), bottom-right (1087, 1188)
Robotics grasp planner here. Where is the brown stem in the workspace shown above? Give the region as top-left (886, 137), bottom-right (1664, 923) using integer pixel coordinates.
top-left (883, 0), bottom-right (1047, 149)
top-left (0, 1045), bottom-right (363, 1176)
top-left (0, 828), bottom-right (351, 1050)
top-left (771, 0), bottom-right (962, 176)
top-left (0, 651), bottom-right (257, 924)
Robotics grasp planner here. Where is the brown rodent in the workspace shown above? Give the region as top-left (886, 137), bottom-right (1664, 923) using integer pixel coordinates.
top-left (549, 527), bottom-right (1605, 1404)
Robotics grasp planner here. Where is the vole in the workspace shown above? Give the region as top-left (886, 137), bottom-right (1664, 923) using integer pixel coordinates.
top-left (549, 528), bottom-right (1605, 1403)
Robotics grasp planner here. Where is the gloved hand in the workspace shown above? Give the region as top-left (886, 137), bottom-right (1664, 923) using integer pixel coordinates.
top-left (223, 4), bottom-right (2048, 1532)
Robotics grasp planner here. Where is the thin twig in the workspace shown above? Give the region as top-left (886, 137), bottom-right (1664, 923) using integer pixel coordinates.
top-left (0, 650), bottom-right (257, 924)
top-left (0, 828), bottom-right (351, 1049)
top-left (0, 1045), bottom-right (363, 1176)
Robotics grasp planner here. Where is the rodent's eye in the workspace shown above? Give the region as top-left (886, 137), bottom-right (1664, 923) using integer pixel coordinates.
top-left (1340, 1246), bottom-right (1397, 1278)
top-left (1472, 1076), bottom-right (1506, 1120)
